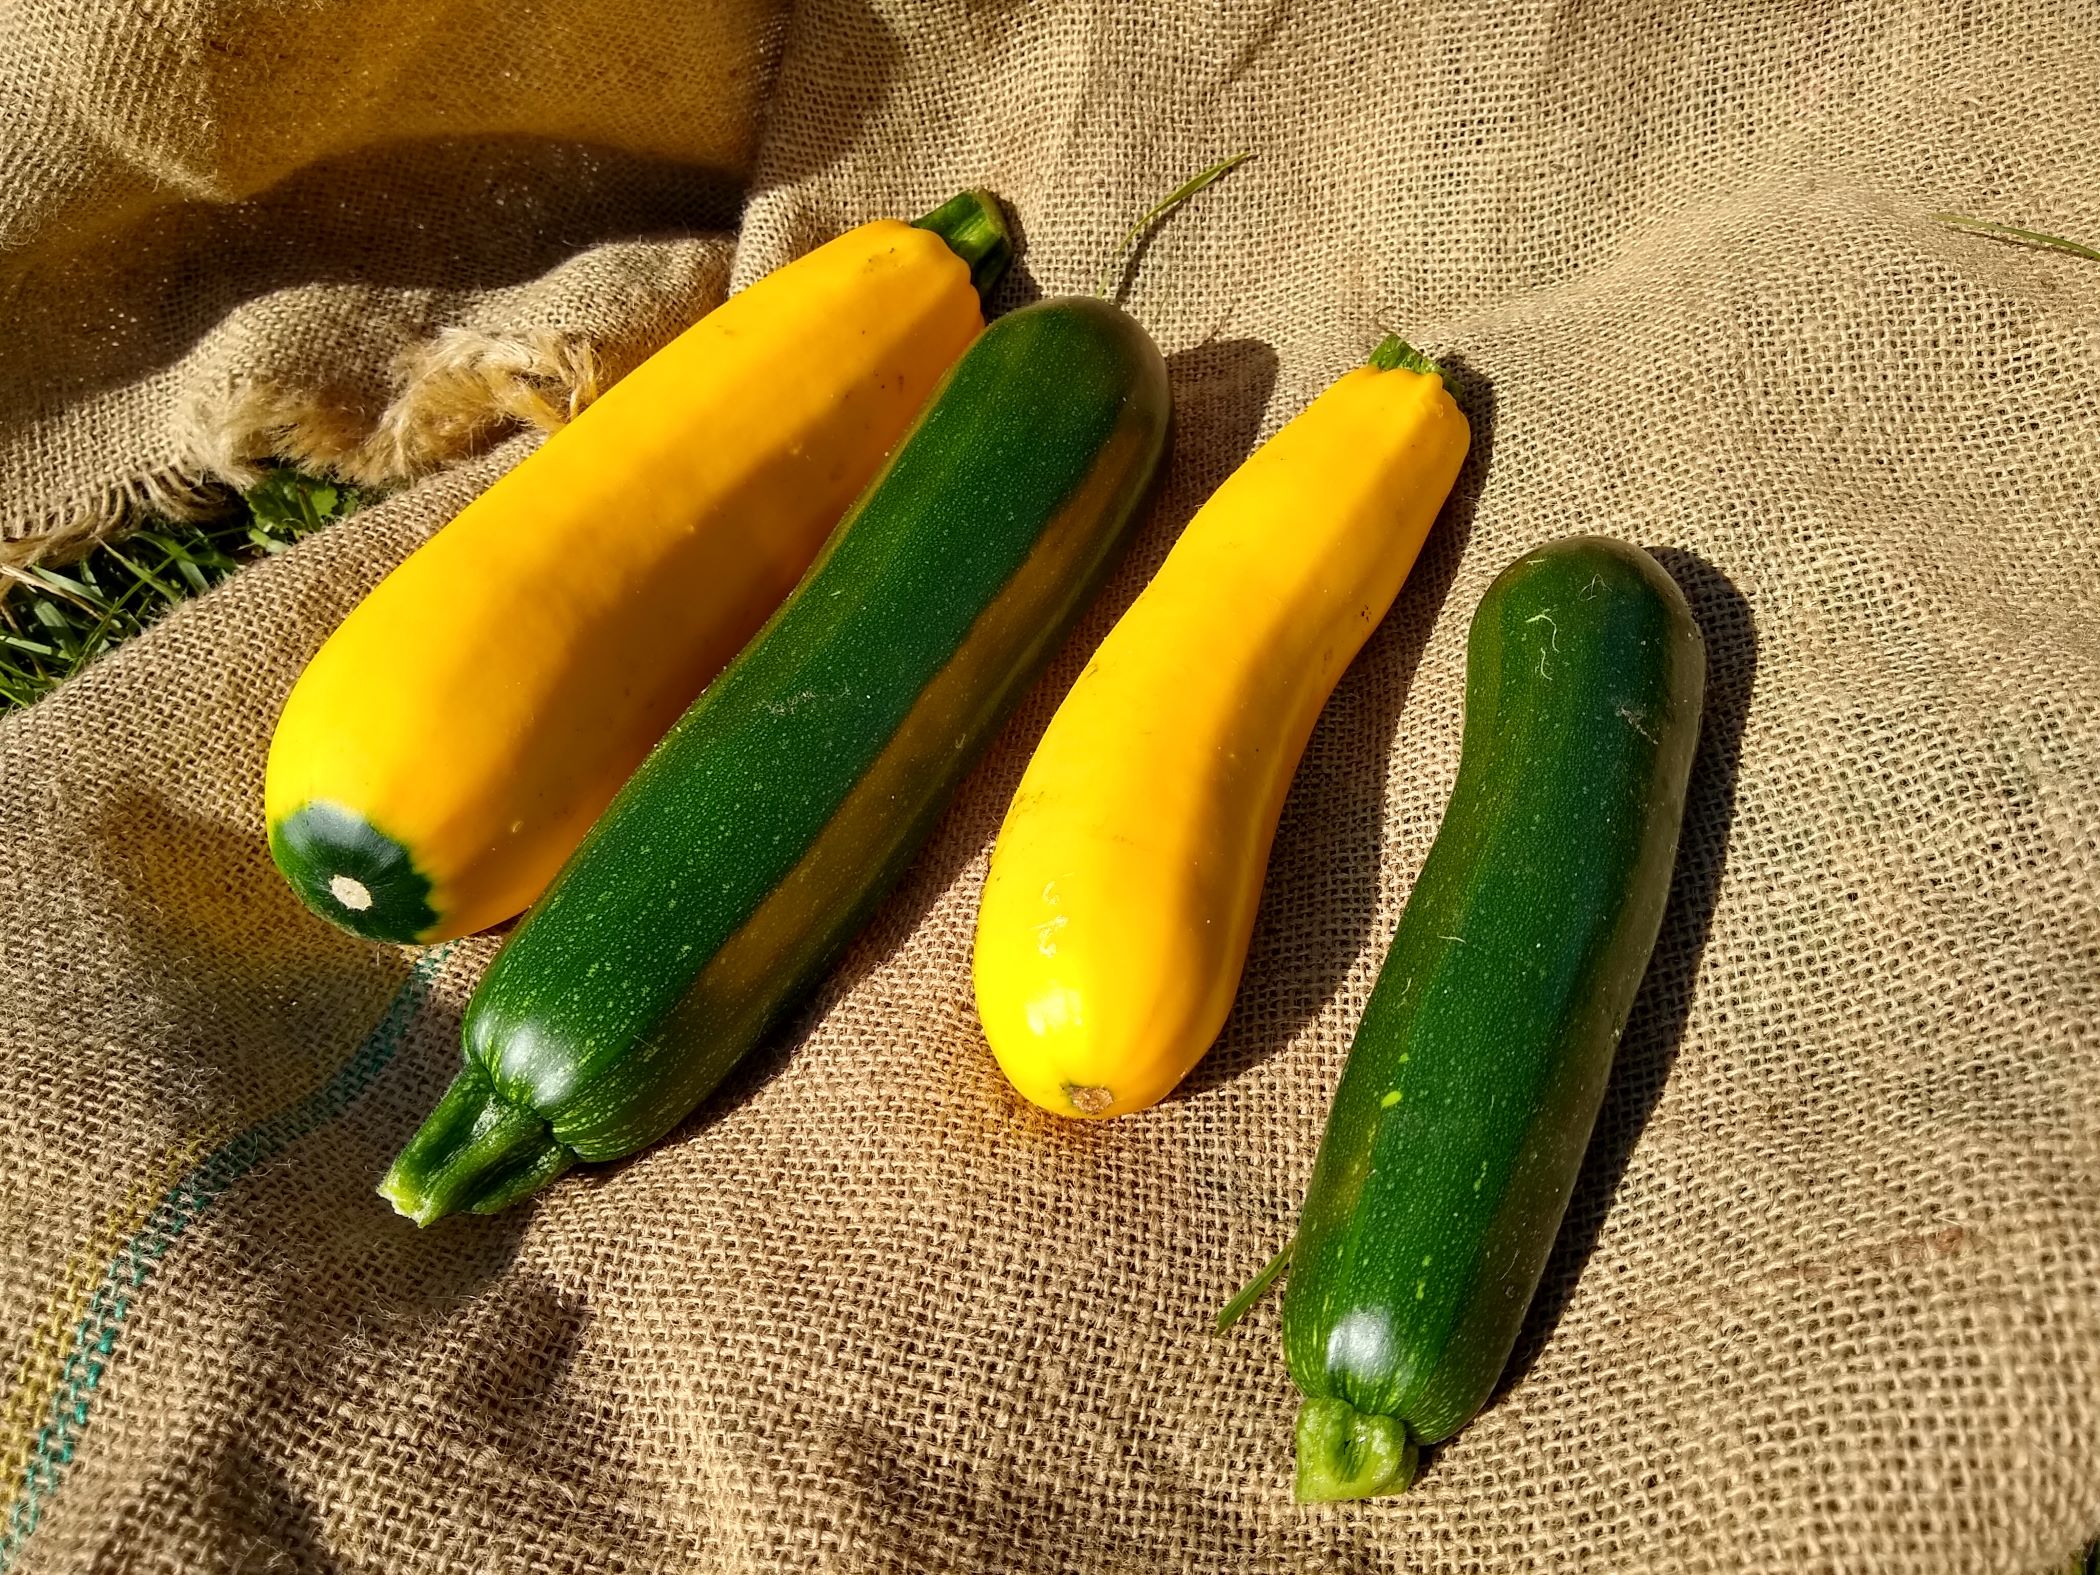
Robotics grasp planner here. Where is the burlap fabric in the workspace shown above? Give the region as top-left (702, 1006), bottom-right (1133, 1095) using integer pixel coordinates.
top-left (4, 2), bottom-right (2098, 1570)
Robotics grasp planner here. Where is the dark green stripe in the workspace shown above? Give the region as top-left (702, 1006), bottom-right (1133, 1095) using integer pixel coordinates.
top-left (461, 298), bottom-right (1169, 1165)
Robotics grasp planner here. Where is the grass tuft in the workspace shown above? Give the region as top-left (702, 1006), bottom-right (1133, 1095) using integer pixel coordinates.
top-left (0, 471), bottom-right (359, 713)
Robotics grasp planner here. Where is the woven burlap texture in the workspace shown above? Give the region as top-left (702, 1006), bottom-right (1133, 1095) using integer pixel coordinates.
top-left (4, 1), bottom-right (2099, 1571)
top-left (0, 0), bottom-right (787, 558)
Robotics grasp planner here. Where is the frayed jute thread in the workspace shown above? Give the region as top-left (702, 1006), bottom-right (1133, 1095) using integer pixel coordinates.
top-left (189, 325), bottom-right (610, 492)
top-left (0, 467), bottom-right (236, 573)
top-left (4, 325), bottom-right (615, 576)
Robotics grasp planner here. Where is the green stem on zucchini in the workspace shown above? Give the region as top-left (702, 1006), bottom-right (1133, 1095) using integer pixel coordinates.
top-left (913, 189), bottom-right (1015, 303)
top-left (1367, 333), bottom-right (1453, 397)
top-left (1215, 1238), bottom-right (1294, 1333)
top-left (1294, 1397), bottom-right (1418, 1502)
top-left (1930, 212), bottom-right (2100, 262)
top-left (379, 1062), bottom-right (572, 1226)
top-left (1094, 151), bottom-right (1254, 300)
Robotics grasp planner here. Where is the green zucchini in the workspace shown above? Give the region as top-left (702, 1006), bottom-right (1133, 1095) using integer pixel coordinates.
top-left (381, 297), bottom-right (1171, 1224)
top-left (1281, 536), bottom-right (1705, 1500)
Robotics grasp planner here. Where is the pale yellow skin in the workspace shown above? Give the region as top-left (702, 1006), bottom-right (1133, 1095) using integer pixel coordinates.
top-left (265, 219), bottom-right (982, 940)
top-left (973, 359), bottom-right (1471, 1117)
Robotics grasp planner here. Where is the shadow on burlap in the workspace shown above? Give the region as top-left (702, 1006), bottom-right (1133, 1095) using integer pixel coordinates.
top-left (2, 2), bottom-right (2098, 1570)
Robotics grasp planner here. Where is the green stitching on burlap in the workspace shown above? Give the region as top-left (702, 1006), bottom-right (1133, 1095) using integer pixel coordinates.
top-left (0, 944), bottom-right (454, 1568)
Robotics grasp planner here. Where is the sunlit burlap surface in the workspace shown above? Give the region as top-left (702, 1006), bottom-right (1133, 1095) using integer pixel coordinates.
top-left (2, 2), bottom-right (2096, 1569)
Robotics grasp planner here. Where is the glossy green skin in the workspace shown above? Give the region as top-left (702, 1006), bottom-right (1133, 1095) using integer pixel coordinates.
top-left (1283, 537), bottom-right (1705, 1461)
top-left (462, 297), bottom-right (1170, 1171)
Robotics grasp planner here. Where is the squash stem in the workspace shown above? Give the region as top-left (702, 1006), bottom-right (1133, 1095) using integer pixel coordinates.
top-left (1294, 1397), bottom-right (1418, 1502)
top-left (1094, 151), bottom-right (1254, 300)
top-left (379, 1062), bottom-right (570, 1226)
top-left (914, 189), bottom-right (1014, 303)
top-left (1367, 333), bottom-right (1452, 395)
top-left (1214, 1238), bottom-right (1293, 1333)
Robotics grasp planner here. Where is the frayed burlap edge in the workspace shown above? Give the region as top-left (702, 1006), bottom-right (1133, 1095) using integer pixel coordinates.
top-left (4, 325), bottom-right (612, 574)
top-left (182, 325), bottom-right (608, 493)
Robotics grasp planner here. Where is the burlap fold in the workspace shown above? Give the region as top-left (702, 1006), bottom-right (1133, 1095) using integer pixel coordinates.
top-left (3, 2), bottom-right (2097, 1570)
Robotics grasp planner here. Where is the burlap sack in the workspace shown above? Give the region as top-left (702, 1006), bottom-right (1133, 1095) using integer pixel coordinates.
top-left (4, 2), bottom-right (2098, 1570)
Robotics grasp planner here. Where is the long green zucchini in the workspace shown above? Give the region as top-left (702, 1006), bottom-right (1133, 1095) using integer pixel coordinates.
top-left (381, 296), bottom-right (1171, 1224)
top-left (1281, 536), bottom-right (1705, 1500)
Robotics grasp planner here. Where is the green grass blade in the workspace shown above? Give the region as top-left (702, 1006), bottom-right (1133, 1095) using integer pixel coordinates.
top-left (0, 468), bottom-right (361, 712)
top-left (1095, 151), bottom-right (1254, 300)
top-left (1932, 213), bottom-right (2100, 262)
top-left (1214, 1238), bottom-right (1294, 1334)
